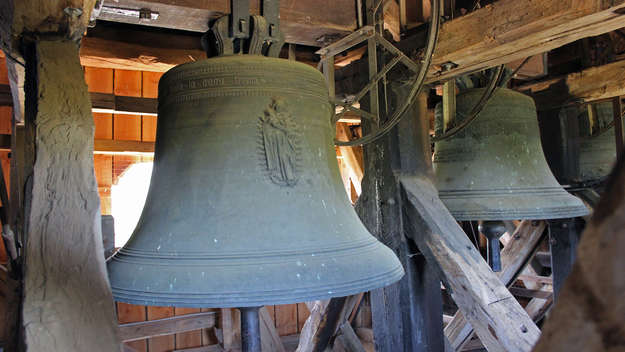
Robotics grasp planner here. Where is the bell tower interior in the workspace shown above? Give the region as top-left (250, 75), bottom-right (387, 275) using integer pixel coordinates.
top-left (0, 1), bottom-right (624, 352)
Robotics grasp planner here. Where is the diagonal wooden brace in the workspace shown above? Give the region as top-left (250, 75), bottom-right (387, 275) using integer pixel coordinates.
top-left (400, 175), bottom-right (541, 352)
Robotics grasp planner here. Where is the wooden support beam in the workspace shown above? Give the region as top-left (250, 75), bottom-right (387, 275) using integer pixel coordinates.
top-left (21, 38), bottom-right (120, 352)
top-left (428, 0), bottom-right (625, 82)
top-left (94, 0), bottom-right (356, 47)
top-left (296, 295), bottom-right (363, 352)
top-left (518, 59), bottom-right (625, 110)
top-left (259, 307), bottom-right (286, 352)
top-left (395, 87), bottom-right (444, 352)
top-left (444, 220), bottom-right (547, 351)
top-left (534, 154), bottom-right (625, 350)
top-left (118, 311), bottom-right (217, 342)
top-left (400, 177), bottom-right (541, 352)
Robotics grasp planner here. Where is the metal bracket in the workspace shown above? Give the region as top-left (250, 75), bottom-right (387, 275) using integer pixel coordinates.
top-left (205, 0), bottom-right (283, 57)
top-left (231, 0), bottom-right (251, 39)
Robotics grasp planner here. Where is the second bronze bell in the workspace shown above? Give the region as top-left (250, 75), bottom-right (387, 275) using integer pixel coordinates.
top-left (433, 88), bottom-right (589, 220)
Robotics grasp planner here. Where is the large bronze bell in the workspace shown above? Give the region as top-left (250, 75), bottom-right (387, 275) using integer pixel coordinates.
top-left (107, 56), bottom-right (404, 308)
top-left (578, 101), bottom-right (617, 184)
top-left (433, 88), bottom-right (589, 220)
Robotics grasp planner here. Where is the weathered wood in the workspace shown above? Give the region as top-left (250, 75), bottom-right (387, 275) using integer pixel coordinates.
top-left (295, 295), bottom-right (360, 352)
top-left (400, 176), bottom-right (541, 352)
top-left (4, 58), bottom-right (24, 123)
top-left (395, 87), bottom-right (444, 352)
top-left (336, 324), bottom-right (366, 352)
top-left (94, 0), bottom-right (356, 47)
top-left (444, 220), bottom-right (546, 351)
top-left (429, 0), bottom-right (625, 82)
top-left (259, 307), bottom-right (286, 352)
top-left (0, 0), bottom-right (96, 54)
top-left (21, 39), bottom-right (119, 352)
top-left (220, 308), bottom-right (241, 351)
top-left (518, 59), bottom-right (625, 110)
top-left (534, 153), bottom-right (625, 351)
top-left (119, 311), bottom-right (217, 342)
top-left (146, 306), bottom-right (175, 352)
top-left (354, 64), bottom-right (402, 351)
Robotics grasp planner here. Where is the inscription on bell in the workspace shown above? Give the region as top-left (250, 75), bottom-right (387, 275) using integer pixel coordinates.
top-left (259, 97), bottom-right (300, 187)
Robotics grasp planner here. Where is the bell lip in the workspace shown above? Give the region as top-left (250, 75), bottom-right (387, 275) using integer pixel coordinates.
top-left (109, 265), bottom-right (404, 308)
top-left (439, 192), bottom-right (590, 220)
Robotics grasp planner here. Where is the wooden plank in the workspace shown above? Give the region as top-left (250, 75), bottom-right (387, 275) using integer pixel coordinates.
top-left (400, 176), bottom-right (541, 352)
top-left (175, 308), bottom-right (203, 349)
top-left (94, 0), bottom-right (356, 47)
top-left (444, 220), bottom-right (547, 351)
top-left (147, 306), bottom-right (175, 351)
top-left (119, 310), bottom-right (216, 343)
top-left (118, 303), bottom-right (148, 351)
top-left (0, 106), bottom-right (11, 135)
top-left (220, 308), bottom-right (241, 351)
top-left (518, 59), bottom-right (625, 109)
top-left (94, 154), bottom-right (113, 214)
top-left (113, 69), bottom-right (142, 143)
top-left (275, 304), bottom-right (298, 336)
top-left (85, 67), bottom-right (115, 141)
top-left (141, 71), bottom-right (162, 142)
top-left (296, 297), bottom-right (354, 352)
top-left (94, 139), bottom-right (155, 155)
top-left (259, 307), bottom-right (286, 352)
top-left (85, 67), bottom-right (114, 93)
top-left (428, 0), bottom-right (625, 82)
top-left (297, 303), bottom-right (310, 333)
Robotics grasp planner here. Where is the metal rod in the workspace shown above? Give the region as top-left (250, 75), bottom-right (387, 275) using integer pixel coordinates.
top-left (239, 306), bottom-right (261, 352)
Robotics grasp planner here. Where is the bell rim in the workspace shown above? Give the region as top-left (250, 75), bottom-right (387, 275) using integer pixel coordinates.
top-left (108, 262), bottom-right (404, 308)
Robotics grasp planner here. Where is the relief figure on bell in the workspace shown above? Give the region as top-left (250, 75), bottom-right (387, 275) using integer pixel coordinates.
top-left (259, 97), bottom-right (300, 186)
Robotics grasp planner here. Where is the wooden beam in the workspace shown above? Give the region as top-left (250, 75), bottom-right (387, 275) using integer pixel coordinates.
top-left (21, 38), bottom-right (120, 352)
top-left (296, 295), bottom-right (362, 352)
top-left (90, 92), bottom-right (157, 116)
top-left (259, 307), bottom-right (286, 352)
top-left (118, 311), bottom-right (216, 342)
top-left (400, 176), bottom-right (541, 352)
top-left (93, 0), bottom-right (356, 47)
top-left (428, 0), bottom-right (625, 82)
top-left (395, 88), bottom-right (444, 352)
top-left (517, 59), bottom-right (625, 109)
top-left (444, 220), bottom-right (546, 351)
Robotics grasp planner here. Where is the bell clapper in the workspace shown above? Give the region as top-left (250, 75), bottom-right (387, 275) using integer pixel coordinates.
top-left (239, 306), bottom-right (262, 352)
top-left (478, 221), bottom-right (507, 272)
